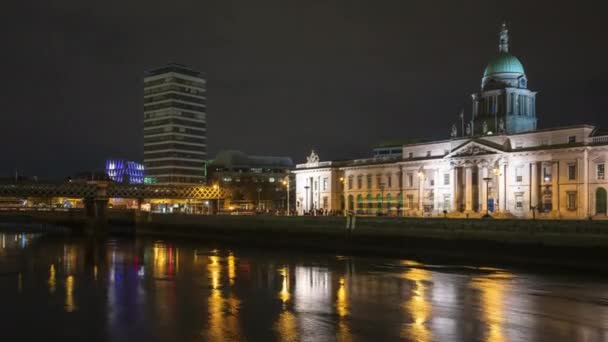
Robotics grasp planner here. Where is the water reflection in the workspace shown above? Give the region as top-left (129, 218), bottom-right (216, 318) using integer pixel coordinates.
top-left (0, 232), bottom-right (607, 341)
top-left (471, 271), bottom-right (513, 342)
top-left (205, 252), bottom-right (241, 340)
top-left (65, 275), bottom-right (75, 312)
top-left (402, 261), bottom-right (433, 342)
top-left (48, 264), bottom-right (56, 293)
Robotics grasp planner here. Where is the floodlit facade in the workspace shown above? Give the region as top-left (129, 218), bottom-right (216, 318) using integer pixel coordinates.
top-left (143, 63), bottom-right (207, 184)
top-left (294, 24), bottom-right (608, 219)
top-left (105, 159), bottom-right (144, 184)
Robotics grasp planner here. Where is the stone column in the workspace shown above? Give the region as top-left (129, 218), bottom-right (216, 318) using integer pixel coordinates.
top-left (499, 161), bottom-right (507, 212)
top-left (551, 162), bottom-right (559, 215)
top-left (583, 149), bottom-right (589, 217)
top-left (531, 162), bottom-right (539, 210)
top-left (418, 170), bottom-right (424, 214)
top-left (479, 165), bottom-right (488, 213)
top-left (465, 166), bottom-right (473, 212)
top-left (433, 169), bottom-right (439, 213)
top-left (450, 167), bottom-right (458, 212)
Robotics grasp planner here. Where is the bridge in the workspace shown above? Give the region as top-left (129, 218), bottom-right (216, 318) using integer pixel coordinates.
top-left (0, 181), bottom-right (227, 233)
top-left (0, 181), bottom-right (226, 200)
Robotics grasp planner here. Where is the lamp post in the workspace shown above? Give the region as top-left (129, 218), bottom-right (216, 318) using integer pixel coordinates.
top-left (483, 177), bottom-right (493, 217)
top-left (283, 177), bottom-right (290, 216)
top-left (257, 187), bottom-right (262, 212)
top-left (304, 185), bottom-right (310, 215)
top-left (493, 167), bottom-right (501, 213)
top-left (379, 182), bottom-right (385, 215)
top-left (213, 184), bottom-right (219, 215)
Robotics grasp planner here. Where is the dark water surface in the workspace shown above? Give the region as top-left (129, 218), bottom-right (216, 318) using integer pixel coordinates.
top-left (0, 232), bottom-right (607, 341)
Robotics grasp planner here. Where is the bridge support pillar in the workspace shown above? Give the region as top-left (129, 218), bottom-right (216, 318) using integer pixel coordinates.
top-left (83, 197), bottom-right (109, 236)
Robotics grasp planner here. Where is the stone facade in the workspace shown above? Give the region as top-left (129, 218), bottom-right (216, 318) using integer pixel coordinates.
top-left (293, 24), bottom-right (608, 219)
top-left (294, 126), bottom-right (608, 219)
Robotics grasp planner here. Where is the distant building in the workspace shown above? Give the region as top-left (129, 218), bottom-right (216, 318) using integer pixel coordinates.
top-left (143, 63), bottom-right (207, 184)
top-left (105, 159), bottom-right (144, 184)
top-left (207, 151), bottom-right (294, 212)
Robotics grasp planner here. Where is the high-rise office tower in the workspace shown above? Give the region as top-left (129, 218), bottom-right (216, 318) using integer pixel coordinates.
top-left (143, 63), bottom-right (207, 184)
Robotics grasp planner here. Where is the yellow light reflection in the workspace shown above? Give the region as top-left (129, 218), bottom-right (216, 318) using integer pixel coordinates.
top-left (48, 264), bottom-right (56, 293)
top-left (228, 254), bottom-right (236, 286)
top-left (336, 277), bottom-right (348, 317)
top-left (209, 256), bottom-right (220, 289)
top-left (276, 310), bottom-right (298, 342)
top-left (471, 272), bottom-right (512, 342)
top-left (205, 254), bottom-right (242, 341)
top-left (402, 266), bottom-right (432, 342)
top-left (279, 267), bottom-right (290, 304)
top-left (336, 276), bottom-right (352, 342)
top-left (65, 275), bottom-right (76, 312)
top-left (93, 265), bottom-right (98, 281)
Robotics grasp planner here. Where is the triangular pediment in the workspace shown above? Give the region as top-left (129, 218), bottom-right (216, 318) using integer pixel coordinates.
top-left (446, 140), bottom-right (505, 158)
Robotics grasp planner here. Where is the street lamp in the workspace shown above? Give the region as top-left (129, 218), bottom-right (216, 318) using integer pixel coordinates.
top-left (213, 184), bottom-right (219, 215)
top-left (304, 185), bottom-right (310, 215)
top-left (282, 177), bottom-right (290, 216)
top-left (257, 187), bottom-right (262, 212)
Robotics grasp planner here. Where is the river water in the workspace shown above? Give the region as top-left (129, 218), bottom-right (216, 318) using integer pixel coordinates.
top-left (0, 231), bottom-right (607, 341)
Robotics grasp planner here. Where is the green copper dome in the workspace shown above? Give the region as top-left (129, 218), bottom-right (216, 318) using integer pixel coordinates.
top-left (483, 52), bottom-right (525, 77)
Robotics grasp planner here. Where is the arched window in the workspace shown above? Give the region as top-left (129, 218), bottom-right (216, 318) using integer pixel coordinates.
top-left (366, 194), bottom-right (373, 214)
top-left (386, 193), bottom-right (393, 212)
top-left (376, 194), bottom-right (383, 212)
top-left (357, 194), bottom-right (363, 214)
top-left (348, 195), bottom-right (354, 211)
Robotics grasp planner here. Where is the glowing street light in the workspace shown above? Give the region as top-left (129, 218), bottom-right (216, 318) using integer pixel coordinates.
top-left (282, 176), bottom-right (290, 216)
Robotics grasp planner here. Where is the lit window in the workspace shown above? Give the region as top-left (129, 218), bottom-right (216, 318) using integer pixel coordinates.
top-left (567, 191), bottom-right (577, 210)
top-left (568, 164), bottom-right (576, 181)
top-left (597, 164), bottom-right (605, 180)
top-left (515, 193), bottom-right (523, 210)
top-left (543, 166), bottom-right (552, 182)
top-left (269, 177), bottom-right (275, 183)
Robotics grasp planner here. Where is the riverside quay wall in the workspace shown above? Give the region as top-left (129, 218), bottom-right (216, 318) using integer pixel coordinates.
top-left (3, 209), bottom-right (608, 248)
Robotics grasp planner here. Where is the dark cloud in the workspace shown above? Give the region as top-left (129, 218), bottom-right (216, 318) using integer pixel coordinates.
top-left (1, 0), bottom-right (607, 178)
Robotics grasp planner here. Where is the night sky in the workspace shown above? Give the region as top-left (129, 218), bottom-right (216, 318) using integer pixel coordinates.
top-left (2, 1), bottom-right (607, 179)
